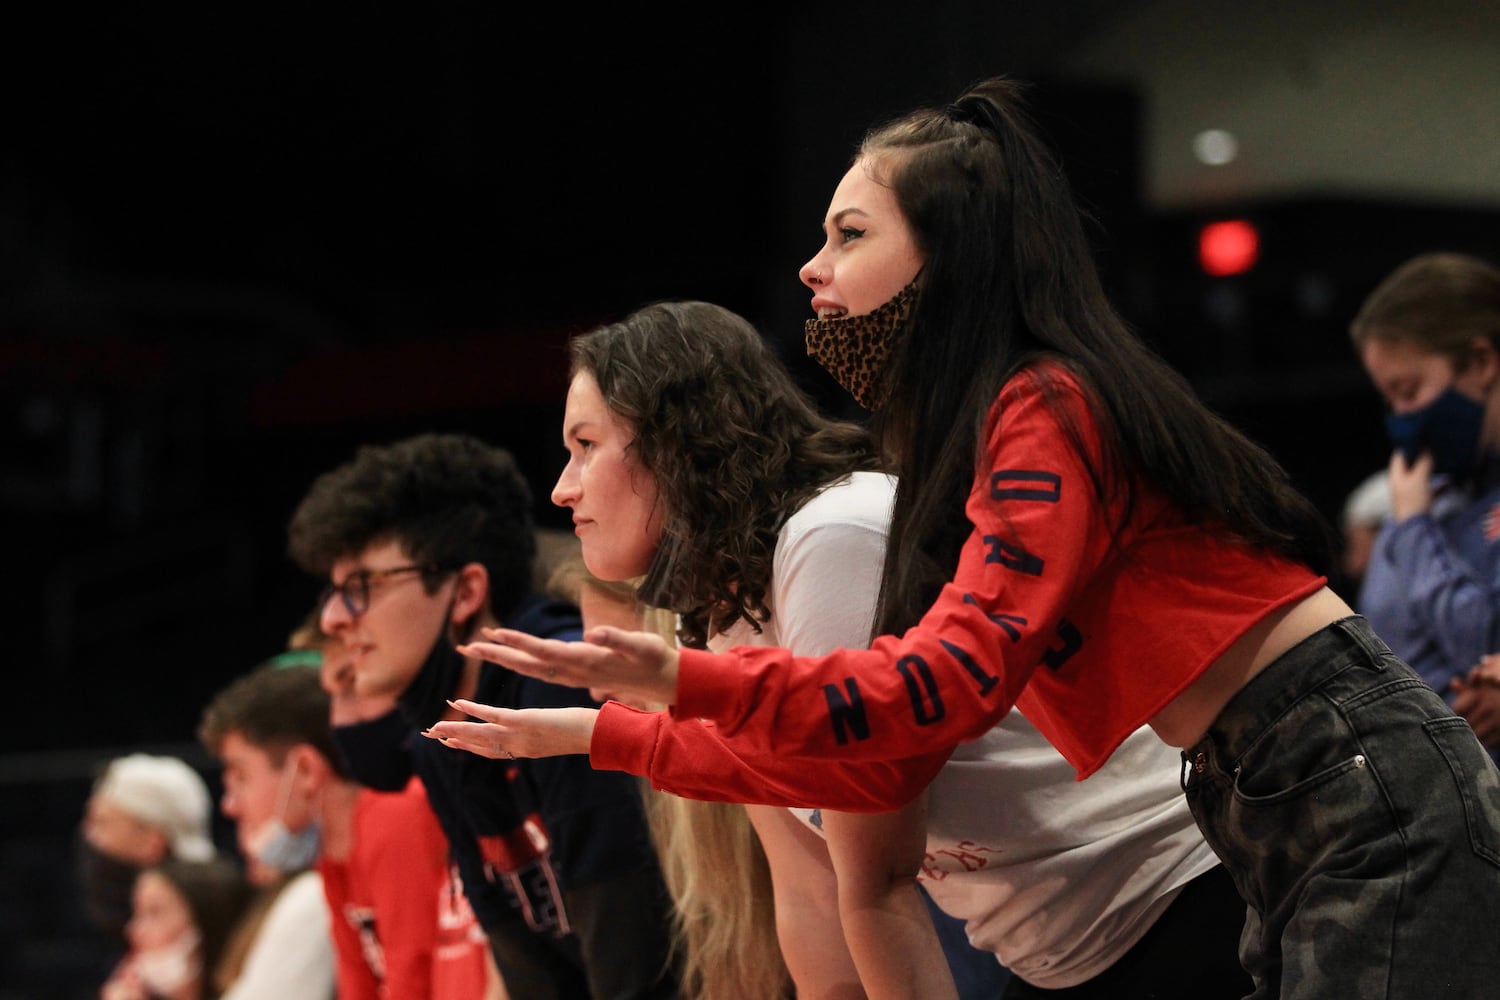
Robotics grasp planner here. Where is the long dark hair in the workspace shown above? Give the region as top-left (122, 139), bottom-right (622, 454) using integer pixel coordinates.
top-left (151, 857), bottom-right (253, 1000)
top-left (860, 77), bottom-right (1331, 634)
top-left (570, 300), bottom-right (881, 647)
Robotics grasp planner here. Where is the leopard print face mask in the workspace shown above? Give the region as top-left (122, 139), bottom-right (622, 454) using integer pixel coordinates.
top-left (804, 279), bottom-right (920, 411)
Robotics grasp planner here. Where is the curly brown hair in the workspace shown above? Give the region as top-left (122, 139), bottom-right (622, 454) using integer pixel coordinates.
top-left (570, 300), bottom-right (881, 648)
top-left (285, 432), bottom-right (537, 622)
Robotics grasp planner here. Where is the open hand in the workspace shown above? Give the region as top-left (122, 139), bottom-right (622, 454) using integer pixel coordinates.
top-left (457, 625), bottom-right (680, 708)
top-left (423, 702), bottom-right (599, 759)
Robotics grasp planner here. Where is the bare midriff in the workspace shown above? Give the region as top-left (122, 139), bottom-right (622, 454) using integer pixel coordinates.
top-left (1148, 586), bottom-right (1356, 748)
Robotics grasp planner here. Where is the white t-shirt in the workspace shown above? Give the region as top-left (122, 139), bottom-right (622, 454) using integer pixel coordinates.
top-left (713, 471), bottom-right (1222, 989)
top-left (221, 869), bottom-right (335, 1000)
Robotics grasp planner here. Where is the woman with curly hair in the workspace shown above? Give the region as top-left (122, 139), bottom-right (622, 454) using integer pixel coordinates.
top-left (429, 299), bottom-right (1252, 998)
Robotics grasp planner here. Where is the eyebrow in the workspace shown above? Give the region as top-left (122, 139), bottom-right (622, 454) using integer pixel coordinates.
top-left (829, 207), bottom-right (870, 227)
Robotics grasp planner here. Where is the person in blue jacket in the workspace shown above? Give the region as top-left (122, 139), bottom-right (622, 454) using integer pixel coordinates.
top-left (1351, 251), bottom-right (1500, 752)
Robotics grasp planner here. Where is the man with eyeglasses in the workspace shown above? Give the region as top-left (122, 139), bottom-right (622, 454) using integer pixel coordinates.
top-left (286, 432), bottom-right (679, 1000)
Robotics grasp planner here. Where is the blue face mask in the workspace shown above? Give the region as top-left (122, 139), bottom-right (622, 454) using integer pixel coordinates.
top-left (1385, 387), bottom-right (1484, 478)
top-left (247, 761), bottom-right (322, 873)
top-left (251, 817), bottom-right (321, 873)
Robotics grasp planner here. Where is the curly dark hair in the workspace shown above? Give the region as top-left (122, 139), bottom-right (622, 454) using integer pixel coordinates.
top-left (285, 432), bottom-right (536, 622)
top-left (571, 301), bottom-right (881, 648)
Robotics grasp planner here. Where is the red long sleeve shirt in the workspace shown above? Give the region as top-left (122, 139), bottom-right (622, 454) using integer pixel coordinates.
top-left (671, 365), bottom-right (1324, 781)
top-left (591, 702), bottom-right (948, 810)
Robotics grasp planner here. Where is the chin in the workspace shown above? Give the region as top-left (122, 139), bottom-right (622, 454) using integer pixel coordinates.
top-left (582, 553), bottom-right (644, 584)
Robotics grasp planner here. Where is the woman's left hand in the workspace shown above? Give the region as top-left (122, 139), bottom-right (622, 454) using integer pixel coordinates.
top-left (423, 702), bottom-right (599, 759)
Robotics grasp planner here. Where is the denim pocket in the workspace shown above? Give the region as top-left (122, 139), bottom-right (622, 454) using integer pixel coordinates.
top-left (1228, 690), bottom-right (1368, 807)
top-left (1425, 716), bottom-right (1500, 868)
top-left (1230, 750), bottom-right (1368, 806)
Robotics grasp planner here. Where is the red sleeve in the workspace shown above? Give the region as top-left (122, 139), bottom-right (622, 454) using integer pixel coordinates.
top-left (673, 370), bottom-right (1118, 767)
top-left (590, 701), bottom-right (948, 811)
top-left (362, 779), bottom-right (450, 999)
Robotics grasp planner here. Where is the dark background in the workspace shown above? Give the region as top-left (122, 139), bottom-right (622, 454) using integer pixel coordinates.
top-left (3, 3), bottom-right (1500, 995)
top-left (7, 2), bottom-right (1500, 751)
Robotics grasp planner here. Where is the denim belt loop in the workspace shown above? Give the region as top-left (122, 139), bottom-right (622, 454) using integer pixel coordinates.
top-left (1332, 615), bottom-right (1389, 670)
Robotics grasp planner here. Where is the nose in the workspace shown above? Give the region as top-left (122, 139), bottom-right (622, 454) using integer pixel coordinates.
top-left (799, 252), bottom-right (827, 289)
top-left (320, 593), bottom-right (352, 636)
top-left (552, 460), bottom-right (580, 509)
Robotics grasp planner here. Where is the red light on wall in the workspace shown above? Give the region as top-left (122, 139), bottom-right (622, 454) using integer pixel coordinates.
top-left (1198, 219), bottom-right (1260, 277)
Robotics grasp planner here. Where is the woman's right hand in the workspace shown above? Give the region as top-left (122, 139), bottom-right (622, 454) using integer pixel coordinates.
top-left (423, 703), bottom-right (599, 759)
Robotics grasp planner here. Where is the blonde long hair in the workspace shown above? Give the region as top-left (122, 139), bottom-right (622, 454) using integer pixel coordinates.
top-left (636, 607), bottom-right (789, 1000)
top-left (549, 562), bottom-right (790, 999)
top-left (644, 792), bottom-right (789, 999)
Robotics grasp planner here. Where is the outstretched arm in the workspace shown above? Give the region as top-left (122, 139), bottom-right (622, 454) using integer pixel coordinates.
top-left (454, 375), bottom-right (1130, 772)
top-left (423, 699), bottom-right (947, 812)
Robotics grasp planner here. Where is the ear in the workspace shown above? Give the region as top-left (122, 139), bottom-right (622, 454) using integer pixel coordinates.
top-left (287, 743), bottom-right (332, 786)
top-left (450, 562), bottom-right (490, 625)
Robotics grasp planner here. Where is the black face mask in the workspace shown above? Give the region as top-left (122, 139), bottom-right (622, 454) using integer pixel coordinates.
top-left (76, 837), bottom-right (141, 941)
top-left (331, 708), bottom-right (415, 792)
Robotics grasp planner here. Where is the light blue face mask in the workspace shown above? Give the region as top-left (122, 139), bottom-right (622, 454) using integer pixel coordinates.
top-left (1385, 387), bottom-right (1485, 478)
top-left (247, 759), bottom-right (322, 873)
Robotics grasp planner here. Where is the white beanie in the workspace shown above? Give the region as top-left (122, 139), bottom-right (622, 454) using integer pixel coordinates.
top-left (94, 753), bottom-right (216, 862)
top-left (1342, 470), bottom-right (1393, 529)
